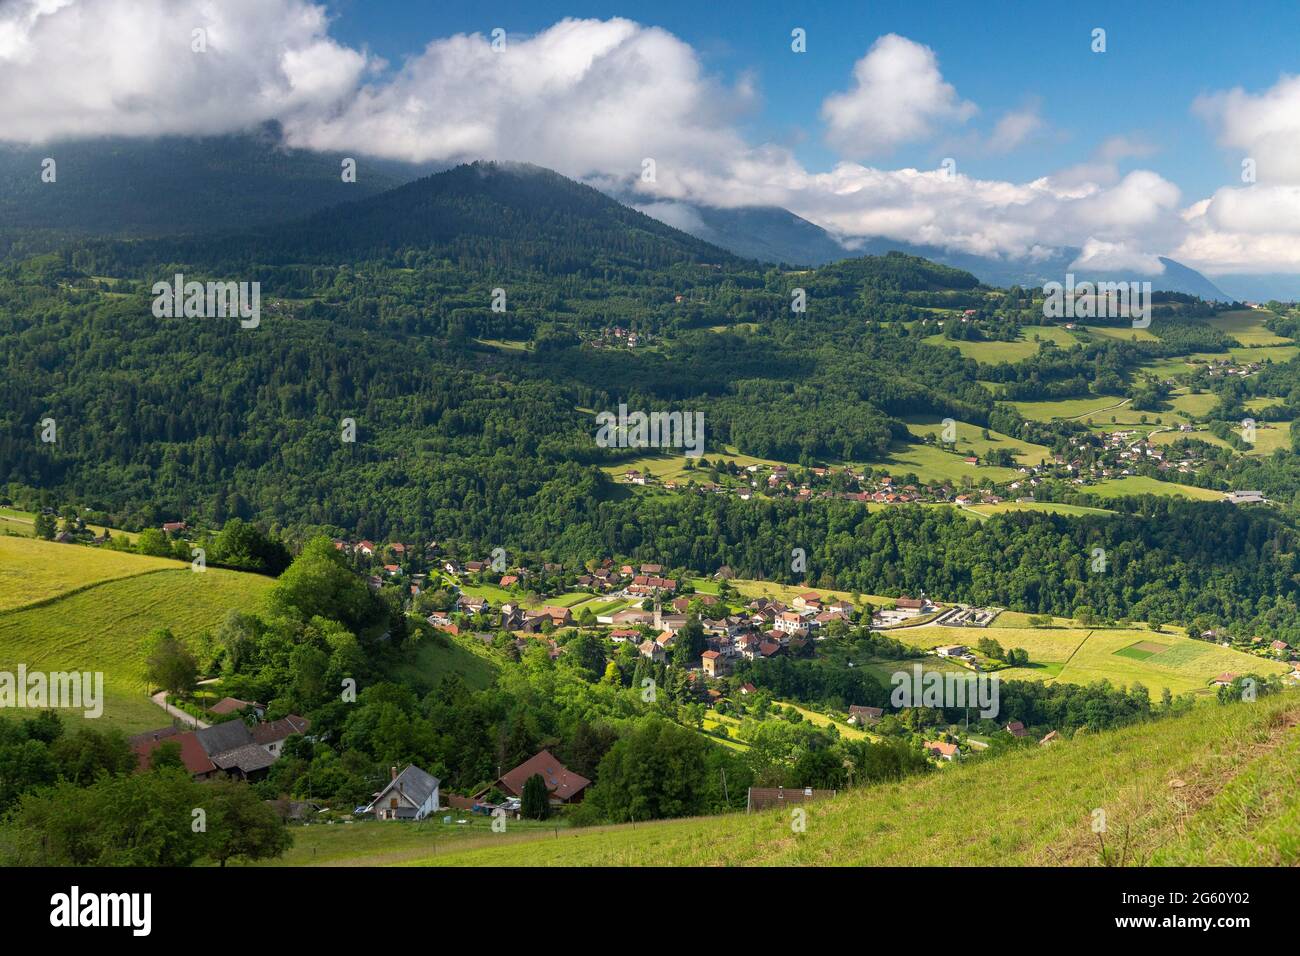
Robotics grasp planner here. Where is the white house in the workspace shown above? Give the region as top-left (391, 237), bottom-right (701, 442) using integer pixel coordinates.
top-left (365, 765), bottom-right (440, 821)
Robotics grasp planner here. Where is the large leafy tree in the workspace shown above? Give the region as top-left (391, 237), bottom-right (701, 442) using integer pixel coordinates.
top-left (269, 536), bottom-right (373, 628)
top-left (144, 628), bottom-right (198, 697)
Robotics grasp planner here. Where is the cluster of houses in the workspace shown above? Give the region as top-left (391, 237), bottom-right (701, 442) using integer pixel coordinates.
top-left (1030, 430), bottom-right (1206, 487)
top-left (633, 591), bottom-right (859, 672)
top-left (923, 722), bottom-right (1061, 762)
top-left (587, 325), bottom-right (651, 350)
top-left (129, 699), bottom-right (310, 781)
top-left (622, 463), bottom-right (999, 506)
top-left (1199, 357), bottom-right (1263, 378)
top-left (363, 749), bottom-right (593, 821)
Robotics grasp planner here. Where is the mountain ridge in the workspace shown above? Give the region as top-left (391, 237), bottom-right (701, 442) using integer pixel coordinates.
top-left (642, 200), bottom-right (1231, 300)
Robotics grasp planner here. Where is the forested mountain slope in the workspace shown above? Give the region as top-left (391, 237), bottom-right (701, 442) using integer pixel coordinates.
top-left (5, 162), bottom-right (1300, 636)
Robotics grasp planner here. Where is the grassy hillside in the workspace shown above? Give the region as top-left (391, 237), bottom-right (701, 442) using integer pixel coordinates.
top-left (0, 542), bottom-right (274, 731)
top-left (388, 631), bottom-right (501, 694)
top-left (0, 534), bottom-right (177, 610)
top-left (403, 694), bottom-right (1300, 867)
top-left (247, 816), bottom-right (564, 867)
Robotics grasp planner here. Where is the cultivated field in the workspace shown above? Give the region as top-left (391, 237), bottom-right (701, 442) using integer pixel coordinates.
top-left (901, 416), bottom-right (1051, 468)
top-left (1205, 309), bottom-right (1292, 346)
top-left (901, 623), bottom-right (1289, 696)
top-left (1081, 476), bottom-right (1221, 501)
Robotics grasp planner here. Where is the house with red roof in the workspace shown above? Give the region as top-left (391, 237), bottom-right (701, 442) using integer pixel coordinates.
top-left (482, 750), bottom-right (591, 806)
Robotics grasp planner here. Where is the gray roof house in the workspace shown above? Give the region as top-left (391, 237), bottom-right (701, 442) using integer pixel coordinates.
top-left (195, 720), bottom-right (254, 756)
top-left (364, 765), bottom-right (441, 821)
top-left (194, 721), bottom-right (274, 779)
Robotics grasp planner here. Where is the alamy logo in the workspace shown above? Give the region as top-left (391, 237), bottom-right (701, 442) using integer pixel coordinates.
top-left (890, 663), bottom-right (1000, 719)
top-left (50, 886), bottom-right (151, 936)
top-left (0, 666), bottom-right (103, 718)
top-left (595, 403), bottom-right (704, 457)
top-left (152, 273), bottom-right (260, 328)
top-left (1042, 274), bottom-right (1151, 328)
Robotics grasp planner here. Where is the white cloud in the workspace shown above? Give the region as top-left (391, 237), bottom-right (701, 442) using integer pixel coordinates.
top-left (282, 16), bottom-right (756, 197)
top-left (1069, 238), bottom-right (1166, 275)
top-left (753, 164), bottom-right (1183, 263)
top-left (820, 34), bottom-right (976, 159)
top-left (1170, 73), bottom-right (1300, 272)
top-left (986, 102), bottom-right (1045, 154)
top-left (1174, 191), bottom-right (1300, 274)
top-left (0, 0), bottom-right (366, 142)
top-left (1195, 73), bottom-right (1300, 185)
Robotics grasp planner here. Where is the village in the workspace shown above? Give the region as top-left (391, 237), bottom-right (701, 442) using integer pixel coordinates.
top-left (618, 438), bottom-right (1265, 508)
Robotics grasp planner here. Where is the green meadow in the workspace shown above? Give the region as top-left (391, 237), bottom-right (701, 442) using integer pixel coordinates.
top-left (0, 535), bottom-right (182, 611)
top-left (921, 324), bottom-right (1081, 363)
top-left (402, 695), bottom-right (1300, 866)
top-left (0, 556), bottom-right (274, 732)
top-left (1205, 309), bottom-right (1293, 346)
top-left (1081, 476), bottom-right (1221, 501)
top-left (899, 622), bottom-right (1287, 697)
top-left (901, 416), bottom-right (1051, 468)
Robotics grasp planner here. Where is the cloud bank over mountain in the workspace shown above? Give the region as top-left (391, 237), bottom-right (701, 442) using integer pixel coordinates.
top-left (0, 0), bottom-right (1295, 276)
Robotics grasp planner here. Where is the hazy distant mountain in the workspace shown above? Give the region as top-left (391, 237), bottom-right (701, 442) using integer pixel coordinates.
top-left (648, 201), bottom-right (1231, 300)
top-left (1205, 274), bottom-right (1300, 303)
top-left (0, 127), bottom-right (430, 249)
top-left (632, 202), bottom-right (847, 267)
top-left (0, 132), bottom-right (1250, 301)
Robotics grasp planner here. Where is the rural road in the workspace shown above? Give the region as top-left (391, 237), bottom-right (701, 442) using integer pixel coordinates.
top-left (150, 690), bottom-right (210, 729)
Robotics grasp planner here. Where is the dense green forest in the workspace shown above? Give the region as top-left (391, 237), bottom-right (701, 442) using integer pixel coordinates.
top-left (6, 159), bottom-right (1300, 637)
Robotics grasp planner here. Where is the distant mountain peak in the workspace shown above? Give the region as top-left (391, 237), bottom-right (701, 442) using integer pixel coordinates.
top-left (643, 199), bottom-right (1229, 300)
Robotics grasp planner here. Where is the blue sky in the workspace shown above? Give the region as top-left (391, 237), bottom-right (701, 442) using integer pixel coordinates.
top-left (329, 0), bottom-right (1299, 200)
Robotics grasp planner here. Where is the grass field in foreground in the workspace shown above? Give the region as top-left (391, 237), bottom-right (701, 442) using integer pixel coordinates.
top-left (247, 816), bottom-right (564, 867)
top-left (405, 695), bottom-right (1300, 866)
top-left (0, 535), bottom-right (182, 611)
top-left (0, 562), bottom-right (274, 732)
